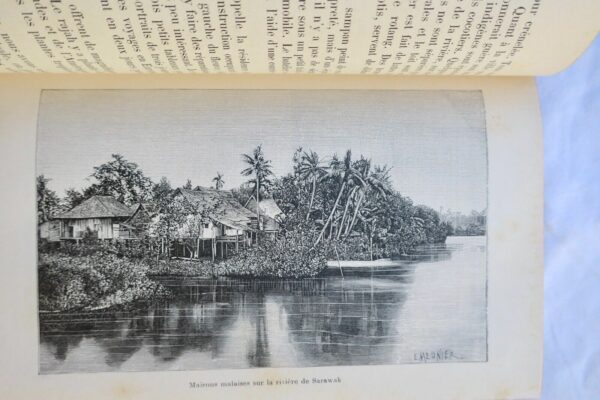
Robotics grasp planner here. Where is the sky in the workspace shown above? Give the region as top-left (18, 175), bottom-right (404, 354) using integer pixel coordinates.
top-left (37, 89), bottom-right (487, 214)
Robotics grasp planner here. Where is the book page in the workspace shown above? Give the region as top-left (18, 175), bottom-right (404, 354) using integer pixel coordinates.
top-left (0, 0), bottom-right (597, 75)
top-left (0, 74), bottom-right (542, 399)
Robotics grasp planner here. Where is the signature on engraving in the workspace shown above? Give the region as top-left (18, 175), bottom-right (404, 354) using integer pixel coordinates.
top-left (413, 349), bottom-right (461, 363)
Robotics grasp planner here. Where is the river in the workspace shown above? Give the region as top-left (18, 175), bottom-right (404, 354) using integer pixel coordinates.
top-left (39, 235), bottom-right (487, 374)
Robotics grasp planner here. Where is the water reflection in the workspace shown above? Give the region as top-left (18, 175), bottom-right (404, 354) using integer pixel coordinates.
top-left (39, 236), bottom-right (486, 374)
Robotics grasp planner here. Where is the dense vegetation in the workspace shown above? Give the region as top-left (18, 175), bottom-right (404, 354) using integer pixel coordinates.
top-left (268, 148), bottom-right (453, 260)
top-left (37, 147), bottom-right (476, 310)
top-left (38, 250), bottom-right (168, 312)
top-left (38, 149), bottom-right (455, 259)
top-left (220, 230), bottom-right (326, 278)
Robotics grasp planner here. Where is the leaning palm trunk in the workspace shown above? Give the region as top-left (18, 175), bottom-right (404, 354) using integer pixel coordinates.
top-left (344, 190), bottom-right (366, 239)
top-left (255, 175), bottom-right (260, 244)
top-left (306, 175), bottom-right (317, 221)
top-left (337, 187), bottom-right (357, 239)
top-left (328, 215), bottom-right (336, 238)
top-left (342, 204), bottom-right (354, 237)
top-left (315, 181), bottom-right (346, 245)
top-left (368, 219), bottom-right (377, 261)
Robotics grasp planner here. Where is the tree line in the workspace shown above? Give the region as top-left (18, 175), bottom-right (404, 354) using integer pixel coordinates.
top-left (38, 147), bottom-right (456, 260)
top-left (270, 147), bottom-right (452, 259)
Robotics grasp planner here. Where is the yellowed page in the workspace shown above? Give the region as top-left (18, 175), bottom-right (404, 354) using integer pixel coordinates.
top-left (0, 74), bottom-right (542, 399)
top-left (0, 0), bottom-right (597, 75)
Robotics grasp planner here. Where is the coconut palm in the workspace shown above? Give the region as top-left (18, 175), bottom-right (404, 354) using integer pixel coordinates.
top-left (296, 150), bottom-right (328, 221)
top-left (336, 158), bottom-right (370, 239)
top-left (241, 145), bottom-right (273, 233)
top-left (212, 172), bottom-right (225, 190)
top-left (344, 163), bottom-right (392, 238)
top-left (315, 150), bottom-right (353, 245)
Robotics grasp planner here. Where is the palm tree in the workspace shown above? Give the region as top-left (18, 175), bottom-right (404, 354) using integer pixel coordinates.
top-left (336, 158), bottom-right (370, 239)
top-left (212, 172), bottom-right (225, 190)
top-left (241, 145), bottom-right (273, 234)
top-left (344, 164), bottom-right (392, 238)
top-left (315, 150), bottom-right (353, 245)
top-left (296, 150), bottom-right (328, 221)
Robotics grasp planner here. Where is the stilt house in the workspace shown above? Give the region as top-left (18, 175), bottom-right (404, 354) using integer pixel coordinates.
top-left (172, 187), bottom-right (260, 259)
top-left (54, 195), bottom-right (148, 240)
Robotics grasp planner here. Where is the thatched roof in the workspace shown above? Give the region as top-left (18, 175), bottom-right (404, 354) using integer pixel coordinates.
top-left (129, 203), bottom-right (149, 218)
top-left (246, 198), bottom-right (285, 220)
top-left (56, 196), bottom-right (135, 219)
top-left (245, 198), bottom-right (284, 232)
top-left (177, 187), bottom-right (257, 231)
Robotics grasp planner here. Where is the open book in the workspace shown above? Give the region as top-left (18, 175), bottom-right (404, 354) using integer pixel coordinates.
top-left (0, 1), bottom-right (597, 399)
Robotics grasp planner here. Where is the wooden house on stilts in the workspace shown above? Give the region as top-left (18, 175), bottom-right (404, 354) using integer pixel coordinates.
top-left (53, 195), bottom-right (150, 241)
top-left (171, 188), bottom-right (261, 260)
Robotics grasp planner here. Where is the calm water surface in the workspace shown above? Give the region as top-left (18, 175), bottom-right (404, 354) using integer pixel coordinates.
top-left (39, 236), bottom-right (486, 374)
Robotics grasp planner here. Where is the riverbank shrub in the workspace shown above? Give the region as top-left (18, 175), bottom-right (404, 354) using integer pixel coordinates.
top-left (148, 258), bottom-right (220, 276)
top-left (41, 236), bottom-right (160, 261)
top-left (38, 253), bottom-right (169, 312)
top-left (219, 229), bottom-right (326, 278)
top-left (325, 237), bottom-right (382, 261)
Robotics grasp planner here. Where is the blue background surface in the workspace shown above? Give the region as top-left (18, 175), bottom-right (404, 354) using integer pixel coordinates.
top-left (538, 35), bottom-right (600, 399)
